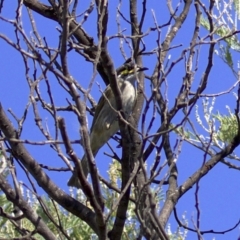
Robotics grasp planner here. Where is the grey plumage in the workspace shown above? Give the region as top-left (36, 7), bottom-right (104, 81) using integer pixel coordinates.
top-left (68, 63), bottom-right (147, 188)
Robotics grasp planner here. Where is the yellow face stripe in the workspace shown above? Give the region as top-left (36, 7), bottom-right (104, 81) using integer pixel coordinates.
top-left (121, 69), bottom-right (129, 75)
top-left (120, 68), bottom-right (134, 76)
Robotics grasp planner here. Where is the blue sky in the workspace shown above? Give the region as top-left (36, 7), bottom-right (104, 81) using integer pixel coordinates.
top-left (0, 1), bottom-right (240, 239)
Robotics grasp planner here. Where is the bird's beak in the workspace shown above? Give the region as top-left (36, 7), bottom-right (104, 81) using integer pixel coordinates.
top-left (137, 66), bottom-right (148, 72)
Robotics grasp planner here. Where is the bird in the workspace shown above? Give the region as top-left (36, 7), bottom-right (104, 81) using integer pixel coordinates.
top-left (68, 60), bottom-right (148, 188)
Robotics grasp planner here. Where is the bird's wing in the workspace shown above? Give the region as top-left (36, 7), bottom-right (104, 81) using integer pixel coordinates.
top-left (91, 84), bottom-right (117, 132)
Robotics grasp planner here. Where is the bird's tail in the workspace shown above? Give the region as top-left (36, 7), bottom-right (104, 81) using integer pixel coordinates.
top-left (67, 155), bottom-right (89, 188)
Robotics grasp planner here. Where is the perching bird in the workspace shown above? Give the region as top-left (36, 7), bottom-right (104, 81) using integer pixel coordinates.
top-left (68, 61), bottom-right (148, 188)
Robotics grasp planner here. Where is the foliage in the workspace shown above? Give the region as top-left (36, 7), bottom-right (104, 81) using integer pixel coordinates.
top-left (0, 191), bottom-right (95, 239)
top-left (0, 161), bottom-right (176, 240)
top-left (173, 97), bottom-right (240, 155)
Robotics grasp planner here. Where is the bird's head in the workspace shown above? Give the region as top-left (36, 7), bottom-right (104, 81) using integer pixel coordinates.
top-left (116, 60), bottom-right (148, 81)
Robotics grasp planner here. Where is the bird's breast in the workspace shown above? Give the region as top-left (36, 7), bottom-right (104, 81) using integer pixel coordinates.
top-left (120, 81), bottom-right (136, 114)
